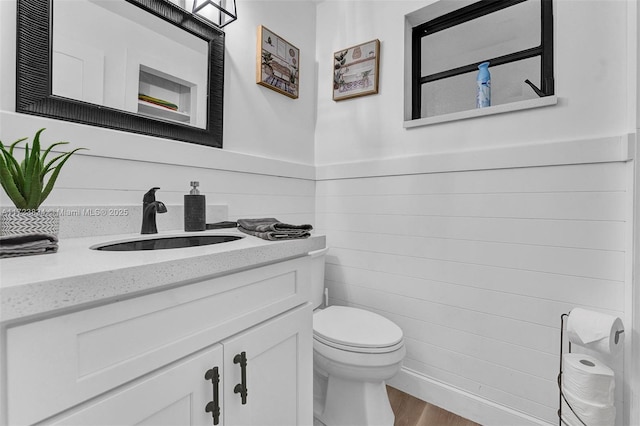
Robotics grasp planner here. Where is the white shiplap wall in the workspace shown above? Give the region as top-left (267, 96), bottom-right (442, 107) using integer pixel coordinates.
top-left (0, 111), bottom-right (317, 232)
top-left (0, 147), bottom-right (317, 238)
top-left (316, 149), bottom-right (630, 425)
top-left (43, 154), bottom-right (316, 226)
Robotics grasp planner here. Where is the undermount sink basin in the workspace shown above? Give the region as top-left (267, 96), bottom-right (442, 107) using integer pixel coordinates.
top-left (91, 234), bottom-right (243, 251)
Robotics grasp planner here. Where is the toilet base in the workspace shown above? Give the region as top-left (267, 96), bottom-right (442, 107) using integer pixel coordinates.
top-left (315, 374), bottom-right (395, 426)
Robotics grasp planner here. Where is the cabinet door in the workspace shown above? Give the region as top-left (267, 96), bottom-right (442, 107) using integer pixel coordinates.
top-left (49, 345), bottom-right (224, 426)
top-left (223, 304), bottom-right (313, 426)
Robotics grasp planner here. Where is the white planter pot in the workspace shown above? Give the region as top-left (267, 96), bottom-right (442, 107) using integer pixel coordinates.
top-left (1, 209), bottom-right (60, 237)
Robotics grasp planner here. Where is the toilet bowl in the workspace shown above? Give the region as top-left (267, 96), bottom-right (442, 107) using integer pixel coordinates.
top-left (308, 248), bottom-right (405, 426)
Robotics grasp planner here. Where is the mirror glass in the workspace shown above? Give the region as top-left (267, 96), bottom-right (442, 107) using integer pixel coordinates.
top-left (16, 0), bottom-right (224, 148)
top-left (52, 0), bottom-right (208, 129)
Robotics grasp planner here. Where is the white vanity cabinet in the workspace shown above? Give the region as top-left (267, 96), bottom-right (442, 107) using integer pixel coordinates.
top-left (3, 256), bottom-right (313, 426)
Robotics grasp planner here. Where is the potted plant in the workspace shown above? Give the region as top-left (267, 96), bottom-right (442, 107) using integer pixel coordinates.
top-left (0, 128), bottom-right (85, 236)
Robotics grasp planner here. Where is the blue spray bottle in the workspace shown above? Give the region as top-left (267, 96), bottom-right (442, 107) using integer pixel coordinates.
top-left (476, 61), bottom-right (491, 108)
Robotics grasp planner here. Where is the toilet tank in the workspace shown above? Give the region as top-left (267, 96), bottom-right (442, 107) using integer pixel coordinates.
top-left (308, 247), bottom-right (329, 309)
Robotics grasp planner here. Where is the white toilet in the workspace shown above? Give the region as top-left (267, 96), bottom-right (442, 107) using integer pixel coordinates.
top-left (309, 248), bottom-right (406, 426)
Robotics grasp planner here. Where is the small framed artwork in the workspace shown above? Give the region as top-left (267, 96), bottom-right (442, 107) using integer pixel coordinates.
top-left (333, 39), bottom-right (380, 101)
top-left (256, 25), bottom-right (300, 99)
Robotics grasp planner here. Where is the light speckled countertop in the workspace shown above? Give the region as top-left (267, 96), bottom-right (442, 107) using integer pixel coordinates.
top-left (0, 229), bottom-right (325, 324)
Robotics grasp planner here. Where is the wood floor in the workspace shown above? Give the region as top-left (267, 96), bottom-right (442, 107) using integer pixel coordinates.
top-left (387, 386), bottom-right (481, 426)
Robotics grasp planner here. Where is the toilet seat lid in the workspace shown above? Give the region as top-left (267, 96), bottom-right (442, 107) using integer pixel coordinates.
top-left (313, 306), bottom-right (403, 349)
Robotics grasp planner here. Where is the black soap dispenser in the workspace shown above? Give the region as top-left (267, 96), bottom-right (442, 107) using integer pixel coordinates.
top-left (184, 181), bottom-right (206, 231)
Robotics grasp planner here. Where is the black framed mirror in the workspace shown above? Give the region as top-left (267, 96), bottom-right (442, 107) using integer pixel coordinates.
top-left (16, 0), bottom-right (225, 148)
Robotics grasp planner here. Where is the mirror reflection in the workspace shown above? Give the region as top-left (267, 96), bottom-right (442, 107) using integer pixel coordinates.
top-left (52, 0), bottom-right (209, 129)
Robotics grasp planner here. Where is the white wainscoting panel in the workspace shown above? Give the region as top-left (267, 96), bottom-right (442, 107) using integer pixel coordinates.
top-left (316, 160), bottom-right (628, 425)
top-left (24, 153), bottom-right (316, 238)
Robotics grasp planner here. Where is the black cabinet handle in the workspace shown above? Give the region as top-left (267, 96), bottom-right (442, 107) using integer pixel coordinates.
top-left (233, 351), bottom-right (248, 404)
top-left (204, 367), bottom-right (221, 425)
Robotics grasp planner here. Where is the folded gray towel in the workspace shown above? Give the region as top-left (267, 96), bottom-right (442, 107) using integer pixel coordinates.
top-left (0, 233), bottom-right (58, 258)
top-left (237, 218), bottom-right (312, 241)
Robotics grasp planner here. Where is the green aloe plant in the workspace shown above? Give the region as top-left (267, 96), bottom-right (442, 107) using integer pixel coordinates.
top-left (0, 128), bottom-right (85, 210)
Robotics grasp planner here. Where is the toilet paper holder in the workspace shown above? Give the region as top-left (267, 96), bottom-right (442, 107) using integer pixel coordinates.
top-left (614, 329), bottom-right (624, 344)
top-left (558, 313), bottom-right (624, 426)
top-left (559, 313), bottom-right (584, 426)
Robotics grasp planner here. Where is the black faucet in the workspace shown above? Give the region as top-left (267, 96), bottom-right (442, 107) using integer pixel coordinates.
top-left (141, 187), bottom-right (167, 234)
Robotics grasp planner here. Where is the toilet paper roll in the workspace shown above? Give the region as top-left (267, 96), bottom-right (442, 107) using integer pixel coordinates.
top-left (561, 398), bottom-right (586, 426)
top-left (566, 308), bottom-right (624, 356)
top-left (560, 409), bottom-right (581, 426)
top-left (561, 387), bottom-right (616, 426)
top-left (562, 353), bottom-right (614, 405)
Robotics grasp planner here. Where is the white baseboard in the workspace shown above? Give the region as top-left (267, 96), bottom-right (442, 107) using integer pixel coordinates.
top-left (387, 367), bottom-right (553, 426)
